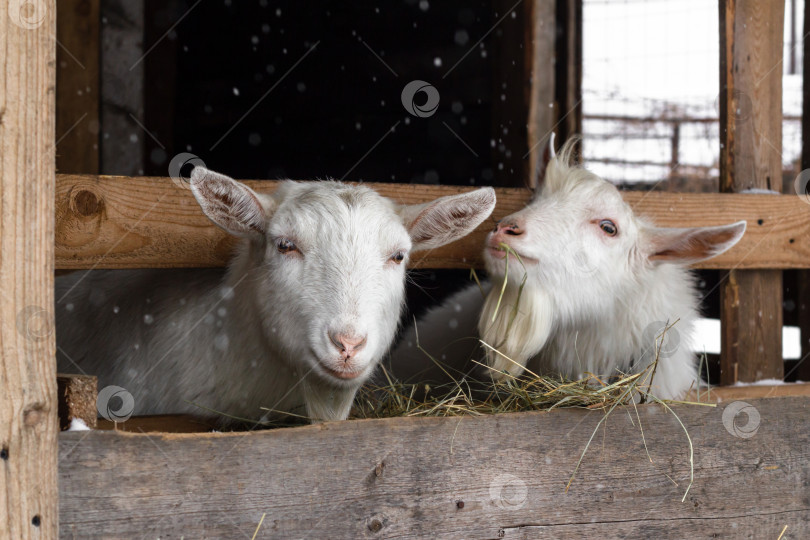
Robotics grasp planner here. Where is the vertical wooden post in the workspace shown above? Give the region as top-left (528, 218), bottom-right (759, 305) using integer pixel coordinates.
top-left (669, 122), bottom-right (680, 179)
top-left (0, 1), bottom-right (58, 538)
top-left (797, 0), bottom-right (810, 380)
top-left (56, 0), bottom-right (100, 174)
top-left (719, 0), bottom-right (784, 384)
top-left (553, 0), bottom-right (582, 147)
top-left (525, 0), bottom-right (557, 188)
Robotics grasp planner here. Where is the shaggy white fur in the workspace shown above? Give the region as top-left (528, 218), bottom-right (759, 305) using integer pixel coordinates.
top-left (56, 169), bottom-right (495, 422)
top-left (391, 139), bottom-right (746, 400)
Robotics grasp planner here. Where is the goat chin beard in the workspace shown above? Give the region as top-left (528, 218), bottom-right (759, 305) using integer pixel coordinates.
top-left (478, 280), bottom-right (553, 380)
top-left (301, 376), bottom-right (360, 422)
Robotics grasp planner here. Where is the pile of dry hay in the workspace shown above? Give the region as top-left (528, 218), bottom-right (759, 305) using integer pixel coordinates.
top-left (353, 361), bottom-right (677, 420)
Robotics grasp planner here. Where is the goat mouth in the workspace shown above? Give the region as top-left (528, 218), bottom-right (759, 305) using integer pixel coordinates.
top-left (487, 246), bottom-right (508, 259)
top-left (486, 245), bottom-right (537, 265)
top-left (318, 362), bottom-right (365, 381)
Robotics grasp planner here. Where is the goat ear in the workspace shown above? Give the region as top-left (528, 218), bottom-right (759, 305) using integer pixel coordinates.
top-left (190, 167), bottom-right (273, 239)
top-left (399, 187), bottom-right (496, 251)
top-left (645, 220), bottom-right (746, 264)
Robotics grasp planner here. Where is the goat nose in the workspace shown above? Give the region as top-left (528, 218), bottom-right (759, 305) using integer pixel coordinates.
top-left (493, 219), bottom-right (524, 236)
top-left (329, 332), bottom-right (368, 359)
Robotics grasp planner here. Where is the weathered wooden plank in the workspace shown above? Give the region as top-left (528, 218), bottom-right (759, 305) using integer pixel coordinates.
top-left (55, 0), bottom-right (100, 174)
top-left (79, 383), bottom-right (810, 435)
top-left (58, 397), bottom-right (810, 538)
top-left (798, 0), bottom-right (810, 382)
top-left (721, 269), bottom-right (784, 382)
top-left (54, 174), bottom-right (810, 270)
top-left (719, 0), bottom-right (785, 384)
top-left (526, 0), bottom-right (557, 187)
top-left (57, 374), bottom-right (97, 431)
top-left (553, 0), bottom-right (583, 149)
top-left (499, 514), bottom-right (805, 539)
top-left (95, 414), bottom-right (216, 433)
top-left (688, 382), bottom-right (810, 402)
top-left (0, 1), bottom-right (58, 537)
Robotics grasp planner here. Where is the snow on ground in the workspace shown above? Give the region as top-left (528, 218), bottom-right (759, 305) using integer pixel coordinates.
top-left (732, 378), bottom-right (804, 387)
top-left (67, 418), bottom-right (91, 431)
top-left (582, 0), bottom-right (803, 184)
top-left (694, 319), bottom-right (801, 360)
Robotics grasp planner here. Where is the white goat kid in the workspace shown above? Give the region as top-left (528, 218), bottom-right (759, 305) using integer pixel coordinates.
top-left (56, 168), bottom-right (495, 422)
top-left (393, 140), bottom-right (745, 400)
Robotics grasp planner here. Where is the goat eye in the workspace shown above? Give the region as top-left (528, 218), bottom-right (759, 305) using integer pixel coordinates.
top-left (390, 251), bottom-right (406, 265)
top-left (599, 220), bottom-right (618, 236)
top-left (276, 238), bottom-right (298, 254)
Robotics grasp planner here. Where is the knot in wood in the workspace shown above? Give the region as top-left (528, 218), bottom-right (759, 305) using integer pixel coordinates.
top-left (23, 403), bottom-right (46, 426)
top-left (71, 189), bottom-right (102, 217)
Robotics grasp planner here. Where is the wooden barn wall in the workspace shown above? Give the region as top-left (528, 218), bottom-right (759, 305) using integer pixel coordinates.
top-left (140, 0), bottom-right (555, 189)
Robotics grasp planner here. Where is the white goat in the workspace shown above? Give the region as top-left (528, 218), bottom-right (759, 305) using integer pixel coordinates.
top-left (391, 140), bottom-right (745, 400)
top-left (56, 168), bottom-right (495, 422)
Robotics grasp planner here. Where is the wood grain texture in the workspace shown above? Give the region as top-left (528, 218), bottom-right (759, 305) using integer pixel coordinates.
top-left (55, 0), bottom-right (99, 174)
top-left (721, 270), bottom-right (784, 383)
top-left (81, 383), bottom-right (810, 435)
top-left (553, 0), bottom-right (583, 151)
top-left (59, 396), bottom-right (810, 538)
top-left (688, 382), bottom-right (810, 402)
top-left (0, 2), bottom-right (58, 537)
top-left (525, 0), bottom-right (556, 187)
top-left (719, 0), bottom-right (786, 384)
top-left (95, 414), bottom-right (217, 433)
top-left (54, 174), bottom-right (810, 270)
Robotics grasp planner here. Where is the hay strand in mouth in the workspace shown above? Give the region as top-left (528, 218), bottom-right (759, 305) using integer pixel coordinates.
top-left (490, 242), bottom-right (527, 322)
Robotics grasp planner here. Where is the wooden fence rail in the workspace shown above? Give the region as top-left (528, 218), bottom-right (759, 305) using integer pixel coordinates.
top-left (58, 396), bottom-right (810, 538)
top-left (56, 173), bottom-right (810, 271)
